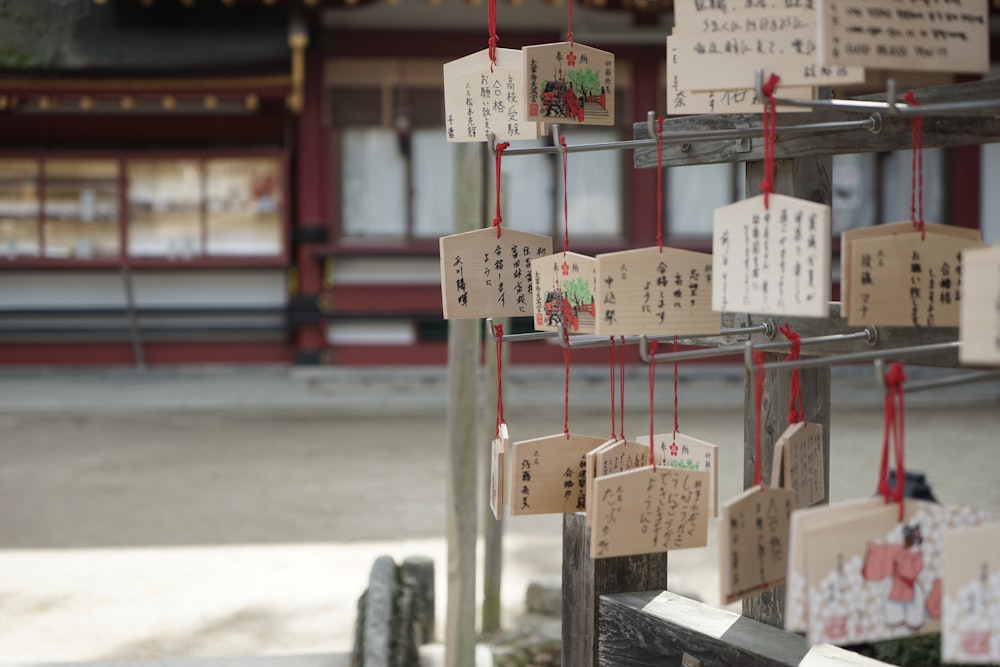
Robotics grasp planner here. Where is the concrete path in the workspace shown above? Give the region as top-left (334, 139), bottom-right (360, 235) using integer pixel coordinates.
top-left (0, 365), bottom-right (996, 664)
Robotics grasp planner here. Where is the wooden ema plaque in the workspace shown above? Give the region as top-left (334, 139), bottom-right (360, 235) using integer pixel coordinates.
top-left (943, 521), bottom-right (1000, 663)
top-left (784, 497), bottom-right (888, 634)
top-left (532, 251), bottom-right (597, 334)
top-left (592, 465), bottom-right (710, 559)
top-left (594, 246), bottom-right (718, 337)
top-left (636, 432), bottom-right (720, 517)
top-left (510, 433), bottom-right (607, 516)
top-left (439, 228), bottom-right (552, 320)
top-left (443, 48), bottom-right (540, 143)
top-left (770, 422), bottom-right (826, 511)
top-left (522, 42), bottom-right (615, 126)
top-left (802, 500), bottom-right (990, 646)
top-left (819, 0), bottom-right (990, 75)
top-left (846, 226), bottom-right (984, 327)
top-left (713, 194), bottom-right (832, 318)
top-left (671, 3), bottom-right (865, 90)
top-left (841, 221), bottom-right (981, 319)
top-left (490, 423), bottom-right (509, 521)
top-left (584, 438), bottom-right (622, 527)
top-left (666, 36), bottom-right (812, 116)
top-left (719, 485), bottom-right (794, 605)
top-left (960, 243), bottom-right (1000, 366)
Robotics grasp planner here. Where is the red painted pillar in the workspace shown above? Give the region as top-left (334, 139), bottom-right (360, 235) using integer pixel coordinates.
top-left (294, 48), bottom-right (332, 364)
top-left (629, 50), bottom-right (661, 245)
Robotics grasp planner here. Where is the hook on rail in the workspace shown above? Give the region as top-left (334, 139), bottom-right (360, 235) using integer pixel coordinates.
top-left (742, 326), bottom-right (879, 373)
top-left (638, 319), bottom-right (777, 364)
top-left (874, 355), bottom-right (1000, 395)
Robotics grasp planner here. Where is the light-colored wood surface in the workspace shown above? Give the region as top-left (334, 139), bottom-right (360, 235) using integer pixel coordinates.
top-left (959, 243), bottom-right (1000, 366)
top-left (443, 48), bottom-right (539, 143)
top-left (489, 432), bottom-right (506, 521)
top-left (591, 465), bottom-right (710, 559)
top-left (584, 438), bottom-right (620, 527)
top-left (636, 432), bottom-right (720, 517)
top-left (713, 194), bottom-right (832, 318)
top-left (439, 227), bottom-right (552, 320)
top-left (943, 521), bottom-right (1000, 662)
top-left (521, 42), bottom-right (615, 126)
top-left (819, 0), bottom-right (990, 74)
top-left (532, 251), bottom-right (597, 334)
top-left (509, 432), bottom-right (607, 516)
top-left (846, 228), bottom-right (983, 327)
top-left (595, 245), bottom-right (719, 336)
top-left (775, 422), bottom-right (826, 511)
top-left (720, 485), bottom-right (794, 605)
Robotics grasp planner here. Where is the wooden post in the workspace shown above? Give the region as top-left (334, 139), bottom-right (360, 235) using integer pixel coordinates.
top-left (742, 157), bottom-right (832, 627)
top-left (563, 513), bottom-right (670, 666)
top-left (480, 317), bottom-right (509, 635)
top-left (445, 142), bottom-right (484, 667)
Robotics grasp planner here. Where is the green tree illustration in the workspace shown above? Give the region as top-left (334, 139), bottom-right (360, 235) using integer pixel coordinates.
top-left (566, 68), bottom-right (601, 97)
top-left (562, 276), bottom-right (592, 308)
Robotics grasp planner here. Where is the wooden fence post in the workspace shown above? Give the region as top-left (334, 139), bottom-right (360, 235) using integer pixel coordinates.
top-left (742, 157), bottom-right (832, 627)
top-left (445, 142), bottom-right (484, 667)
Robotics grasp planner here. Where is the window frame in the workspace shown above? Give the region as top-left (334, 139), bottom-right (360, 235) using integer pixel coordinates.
top-left (0, 149), bottom-right (289, 269)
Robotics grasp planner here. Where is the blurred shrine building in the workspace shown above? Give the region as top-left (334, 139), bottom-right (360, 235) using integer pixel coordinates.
top-left (0, 0), bottom-right (998, 367)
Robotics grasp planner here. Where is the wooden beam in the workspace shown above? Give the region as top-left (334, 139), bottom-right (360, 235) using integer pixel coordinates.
top-left (634, 78), bottom-right (1000, 169)
top-left (598, 591), bottom-right (891, 667)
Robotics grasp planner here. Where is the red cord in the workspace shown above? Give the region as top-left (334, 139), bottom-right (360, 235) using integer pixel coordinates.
top-left (560, 135), bottom-right (569, 254)
top-left (779, 324), bottom-right (804, 424)
top-left (493, 323), bottom-right (505, 436)
top-left (619, 336), bottom-right (625, 440)
top-left (753, 350), bottom-right (766, 486)
top-left (672, 335), bottom-right (679, 450)
top-left (879, 363), bottom-right (907, 521)
top-left (760, 74), bottom-right (780, 209)
top-left (492, 141), bottom-right (510, 238)
top-left (648, 339), bottom-right (658, 470)
top-left (903, 91), bottom-right (925, 240)
top-left (487, 0), bottom-right (499, 69)
top-left (563, 325), bottom-right (570, 439)
top-left (656, 116), bottom-right (664, 252)
top-left (566, 0), bottom-right (573, 46)
top-left (609, 338), bottom-right (616, 440)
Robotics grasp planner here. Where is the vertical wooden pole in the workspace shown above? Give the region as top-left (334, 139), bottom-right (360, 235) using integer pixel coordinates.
top-left (480, 317), bottom-right (508, 635)
top-left (446, 142), bottom-right (483, 667)
top-left (562, 514), bottom-right (670, 665)
top-left (742, 157), bottom-right (832, 627)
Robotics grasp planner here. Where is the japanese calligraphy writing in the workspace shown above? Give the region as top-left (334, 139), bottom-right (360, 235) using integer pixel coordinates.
top-left (720, 486), bottom-right (794, 604)
top-left (771, 422), bottom-right (825, 511)
top-left (595, 246), bottom-right (718, 336)
top-left (713, 194), bottom-right (831, 318)
top-left (958, 243), bottom-right (1000, 365)
top-left (847, 227), bottom-right (983, 327)
top-left (443, 48), bottom-right (539, 143)
top-left (820, 0), bottom-right (989, 74)
top-left (440, 228), bottom-right (552, 320)
top-left (636, 432), bottom-right (720, 517)
top-left (591, 465), bottom-right (709, 559)
top-left (533, 252), bottom-right (598, 334)
top-left (672, 1), bottom-right (865, 89)
top-left (522, 41), bottom-right (615, 126)
top-left (510, 433), bottom-right (607, 516)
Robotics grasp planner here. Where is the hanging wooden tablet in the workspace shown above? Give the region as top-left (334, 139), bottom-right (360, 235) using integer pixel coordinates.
top-left (636, 432), bottom-right (719, 518)
top-left (841, 222), bottom-right (981, 317)
top-left (589, 439), bottom-right (651, 527)
top-left (719, 485), bottom-right (794, 604)
top-left (594, 246), bottom-right (718, 336)
top-left (666, 36), bottom-right (813, 116)
top-left (818, 0), bottom-right (990, 75)
top-left (591, 464), bottom-right (710, 559)
top-left (959, 243), bottom-right (1000, 366)
top-left (510, 433), bottom-right (607, 516)
top-left (785, 497), bottom-right (887, 633)
top-left (670, 2), bottom-right (865, 91)
top-left (532, 251), bottom-right (597, 334)
top-left (439, 228), bottom-right (552, 320)
top-left (522, 42), bottom-right (615, 126)
top-left (846, 227), bottom-right (984, 327)
top-left (490, 423), bottom-right (509, 521)
top-left (943, 521), bottom-right (1000, 663)
top-left (712, 194), bottom-right (832, 318)
top-left (803, 500), bottom-right (990, 646)
top-left (443, 48), bottom-right (540, 143)
top-left (584, 438), bottom-right (621, 527)
top-left (771, 422), bottom-right (826, 511)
